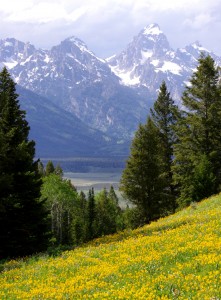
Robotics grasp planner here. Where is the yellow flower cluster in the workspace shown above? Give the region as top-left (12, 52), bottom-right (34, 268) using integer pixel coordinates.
top-left (0, 195), bottom-right (221, 299)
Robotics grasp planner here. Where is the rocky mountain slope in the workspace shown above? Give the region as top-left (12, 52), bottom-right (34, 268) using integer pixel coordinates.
top-left (0, 24), bottom-right (220, 157)
top-left (17, 85), bottom-right (124, 158)
top-left (0, 37), bottom-right (147, 140)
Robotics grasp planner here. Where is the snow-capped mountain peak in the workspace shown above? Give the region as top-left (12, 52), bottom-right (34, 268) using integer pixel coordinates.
top-left (62, 36), bottom-right (106, 63)
top-left (142, 23), bottom-right (163, 36)
top-left (191, 41), bottom-right (210, 53)
top-left (107, 23), bottom-right (172, 87)
top-left (66, 36), bottom-right (85, 44)
top-left (64, 36), bottom-right (89, 52)
top-left (107, 23), bottom-right (221, 102)
top-left (137, 23), bottom-right (170, 50)
top-left (0, 38), bottom-right (36, 70)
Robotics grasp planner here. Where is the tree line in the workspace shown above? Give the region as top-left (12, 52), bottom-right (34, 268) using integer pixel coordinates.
top-left (120, 53), bottom-right (221, 225)
top-left (0, 53), bottom-right (221, 259)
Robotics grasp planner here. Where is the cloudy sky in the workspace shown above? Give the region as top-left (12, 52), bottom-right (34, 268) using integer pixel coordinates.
top-left (0, 0), bottom-right (221, 58)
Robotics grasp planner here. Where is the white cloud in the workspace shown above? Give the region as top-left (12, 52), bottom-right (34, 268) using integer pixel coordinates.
top-left (6, 3), bottom-right (66, 23)
top-left (135, 0), bottom-right (220, 10)
top-left (0, 0), bottom-right (32, 14)
top-left (183, 13), bottom-right (214, 29)
top-left (0, 1), bottom-right (89, 23)
top-left (67, 6), bottom-right (89, 22)
top-left (0, 0), bottom-right (219, 25)
top-left (0, 0), bottom-right (221, 57)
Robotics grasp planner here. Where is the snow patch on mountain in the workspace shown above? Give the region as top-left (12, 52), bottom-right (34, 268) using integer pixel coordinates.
top-left (120, 71), bottom-right (140, 85)
top-left (44, 55), bottom-right (51, 63)
top-left (143, 24), bottom-right (162, 36)
top-left (151, 59), bottom-right (160, 67)
top-left (4, 41), bottom-right (13, 47)
top-left (109, 64), bottom-right (140, 85)
top-left (192, 41), bottom-right (210, 53)
top-left (4, 58), bottom-right (18, 69)
top-left (157, 61), bottom-right (182, 75)
top-left (141, 50), bottom-right (153, 63)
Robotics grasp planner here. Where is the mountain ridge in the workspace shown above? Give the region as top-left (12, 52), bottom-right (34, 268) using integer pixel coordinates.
top-left (0, 35), bottom-right (147, 140)
top-left (0, 23), bottom-right (221, 157)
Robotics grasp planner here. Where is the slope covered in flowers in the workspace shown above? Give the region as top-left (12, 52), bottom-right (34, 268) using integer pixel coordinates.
top-left (0, 195), bottom-right (221, 299)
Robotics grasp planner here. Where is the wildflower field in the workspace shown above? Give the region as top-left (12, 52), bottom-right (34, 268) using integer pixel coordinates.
top-left (0, 195), bottom-right (220, 299)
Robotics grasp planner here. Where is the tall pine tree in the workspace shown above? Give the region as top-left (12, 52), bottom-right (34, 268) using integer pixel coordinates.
top-left (151, 81), bottom-right (179, 212)
top-left (120, 117), bottom-right (165, 225)
top-left (173, 54), bottom-right (221, 206)
top-left (0, 67), bottom-right (49, 258)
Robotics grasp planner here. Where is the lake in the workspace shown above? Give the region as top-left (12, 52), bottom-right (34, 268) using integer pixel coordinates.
top-left (64, 171), bottom-right (129, 207)
top-left (64, 171), bottom-right (122, 191)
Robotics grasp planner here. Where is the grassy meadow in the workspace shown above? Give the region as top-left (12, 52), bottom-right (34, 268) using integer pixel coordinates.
top-left (0, 194), bottom-right (220, 299)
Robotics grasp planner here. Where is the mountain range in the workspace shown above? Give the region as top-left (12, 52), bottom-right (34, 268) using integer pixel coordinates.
top-left (0, 23), bottom-right (220, 158)
top-left (108, 24), bottom-right (221, 102)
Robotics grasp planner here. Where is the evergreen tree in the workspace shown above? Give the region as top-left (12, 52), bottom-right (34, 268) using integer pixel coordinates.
top-left (192, 154), bottom-right (216, 202)
top-left (76, 191), bottom-right (88, 243)
top-left (93, 188), bottom-right (120, 237)
top-left (120, 117), bottom-right (164, 225)
top-left (37, 161), bottom-right (45, 177)
top-left (54, 164), bottom-right (63, 177)
top-left (87, 188), bottom-right (95, 240)
top-left (173, 54), bottom-right (221, 206)
top-left (71, 191), bottom-right (88, 245)
top-left (108, 186), bottom-right (124, 230)
top-left (151, 81), bottom-right (179, 212)
top-left (122, 206), bottom-right (143, 229)
top-left (109, 185), bottom-right (119, 205)
top-left (45, 160), bottom-right (55, 176)
top-left (0, 67), bottom-right (49, 258)
top-left (79, 191), bottom-right (87, 219)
